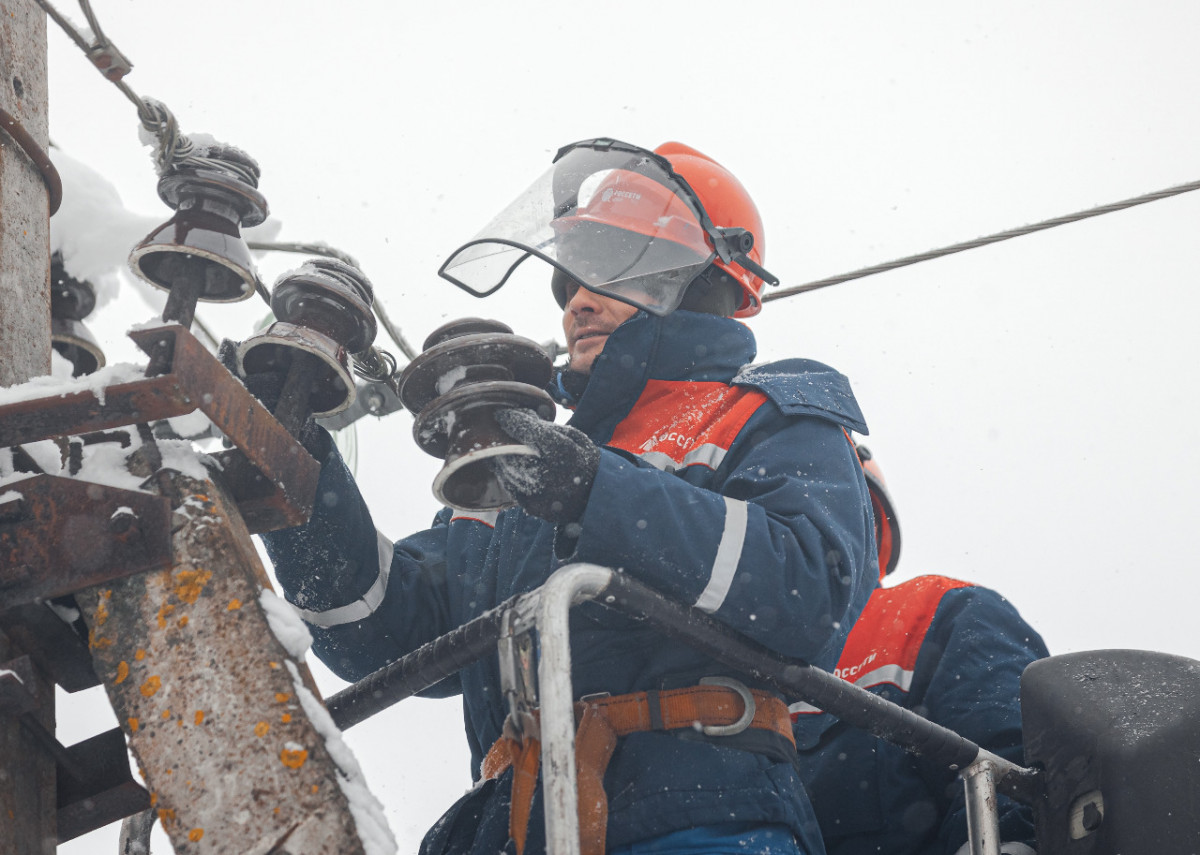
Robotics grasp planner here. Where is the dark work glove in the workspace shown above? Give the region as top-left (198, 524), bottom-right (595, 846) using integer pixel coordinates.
top-left (493, 408), bottom-right (600, 525)
top-left (216, 338), bottom-right (333, 463)
top-left (218, 338), bottom-right (285, 411)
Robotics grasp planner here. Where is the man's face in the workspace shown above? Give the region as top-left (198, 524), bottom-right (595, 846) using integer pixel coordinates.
top-left (561, 280), bottom-right (639, 374)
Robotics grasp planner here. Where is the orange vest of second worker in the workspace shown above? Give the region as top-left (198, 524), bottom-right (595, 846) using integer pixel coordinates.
top-left (792, 575), bottom-right (1049, 855)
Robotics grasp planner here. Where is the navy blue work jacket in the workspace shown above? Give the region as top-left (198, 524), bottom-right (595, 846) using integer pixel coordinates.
top-left (263, 310), bottom-right (878, 853)
top-left (792, 576), bottom-right (1049, 855)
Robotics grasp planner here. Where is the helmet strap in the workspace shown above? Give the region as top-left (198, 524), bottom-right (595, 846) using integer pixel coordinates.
top-left (679, 268), bottom-right (741, 316)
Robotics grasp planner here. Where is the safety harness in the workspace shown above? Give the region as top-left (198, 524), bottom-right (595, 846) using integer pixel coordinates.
top-left (482, 679), bottom-right (795, 855)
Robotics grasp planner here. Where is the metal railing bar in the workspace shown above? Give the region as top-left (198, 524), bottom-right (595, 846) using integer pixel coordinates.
top-left (323, 563), bottom-right (1040, 806)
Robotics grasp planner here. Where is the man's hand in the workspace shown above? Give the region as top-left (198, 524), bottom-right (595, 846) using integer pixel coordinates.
top-left (493, 408), bottom-right (600, 525)
top-left (217, 339), bottom-right (333, 462)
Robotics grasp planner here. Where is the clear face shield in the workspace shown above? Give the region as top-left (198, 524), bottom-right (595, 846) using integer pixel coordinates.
top-left (438, 139), bottom-right (720, 317)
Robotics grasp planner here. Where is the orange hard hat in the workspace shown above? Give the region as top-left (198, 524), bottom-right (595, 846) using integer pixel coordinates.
top-left (557, 141), bottom-right (768, 317)
top-left (857, 444), bottom-right (902, 579)
top-left (653, 142), bottom-right (767, 317)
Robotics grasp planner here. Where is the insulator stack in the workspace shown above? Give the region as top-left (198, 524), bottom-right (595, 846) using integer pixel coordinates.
top-left (128, 144), bottom-right (268, 328)
top-left (49, 254), bottom-right (106, 377)
top-left (398, 318), bottom-right (555, 512)
top-left (237, 259), bottom-right (377, 426)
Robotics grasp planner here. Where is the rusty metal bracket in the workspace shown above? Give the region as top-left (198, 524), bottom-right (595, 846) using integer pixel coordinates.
top-left (0, 600), bottom-right (99, 692)
top-left (0, 324), bottom-right (319, 532)
top-left (0, 654), bottom-right (40, 716)
top-left (56, 727), bottom-right (152, 844)
top-left (0, 475), bottom-right (173, 612)
top-left (0, 106), bottom-right (63, 215)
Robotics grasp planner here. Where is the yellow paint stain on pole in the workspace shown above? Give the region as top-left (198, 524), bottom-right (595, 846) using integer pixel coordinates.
top-left (88, 627), bottom-right (114, 650)
top-left (174, 568), bottom-right (214, 604)
top-left (280, 749), bottom-right (308, 769)
top-left (95, 594), bottom-right (110, 626)
top-left (140, 675), bottom-right (162, 697)
top-left (115, 661), bottom-right (130, 684)
top-left (156, 603), bottom-right (176, 628)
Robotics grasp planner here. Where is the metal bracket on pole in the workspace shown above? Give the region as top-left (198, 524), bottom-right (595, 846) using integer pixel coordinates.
top-left (0, 324), bottom-right (319, 533)
top-left (0, 654), bottom-right (40, 716)
top-left (55, 727), bottom-right (152, 844)
top-left (0, 474), bottom-right (173, 612)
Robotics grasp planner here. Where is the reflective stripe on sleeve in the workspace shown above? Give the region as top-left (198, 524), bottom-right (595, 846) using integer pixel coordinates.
top-left (693, 497), bottom-right (748, 613)
top-left (637, 442), bottom-right (729, 473)
top-left (293, 529), bottom-right (395, 628)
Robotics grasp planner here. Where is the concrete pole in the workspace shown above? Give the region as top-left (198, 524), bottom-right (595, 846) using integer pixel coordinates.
top-left (0, 2), bottom-right (56, 853)
top-left (75, 468), bottom-right (371, 854)
top-left (0, 0), bottom-right (51, 385)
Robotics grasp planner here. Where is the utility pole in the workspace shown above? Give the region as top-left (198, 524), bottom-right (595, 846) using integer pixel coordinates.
top-left (0, 0), bottom-right (55, 852)
top-left (0, 0), bottom-right (50, 382)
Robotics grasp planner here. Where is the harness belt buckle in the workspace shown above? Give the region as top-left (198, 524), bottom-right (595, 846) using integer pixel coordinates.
top-left (698, 676), bottom-right (756, 737)
top-left (502, 708), bottom-right (540, 745)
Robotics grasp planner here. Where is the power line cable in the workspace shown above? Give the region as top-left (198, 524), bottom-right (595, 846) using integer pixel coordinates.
top-left (764, 178), bottom-right (1200, 302)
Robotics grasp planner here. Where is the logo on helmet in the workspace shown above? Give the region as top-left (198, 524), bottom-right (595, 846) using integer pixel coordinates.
top-left (600, 187), bottom-right (642, 204)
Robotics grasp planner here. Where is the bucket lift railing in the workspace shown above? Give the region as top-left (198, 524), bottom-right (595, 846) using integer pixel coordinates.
top-left (327, 563), bottom-right (1037, 855)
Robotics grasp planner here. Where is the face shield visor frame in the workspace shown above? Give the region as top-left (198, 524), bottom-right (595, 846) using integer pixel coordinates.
top-left (438, 139), bottom-right (772, 317)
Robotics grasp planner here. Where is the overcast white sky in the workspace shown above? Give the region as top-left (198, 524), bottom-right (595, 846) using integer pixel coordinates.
top-left (39, 2), bottom-right (1200, 852)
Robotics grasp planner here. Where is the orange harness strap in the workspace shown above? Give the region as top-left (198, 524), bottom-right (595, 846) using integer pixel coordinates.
top-left (482, 684), bottom-right (795, 855)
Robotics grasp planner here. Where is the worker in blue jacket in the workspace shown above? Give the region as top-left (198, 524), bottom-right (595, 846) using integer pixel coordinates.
top-left (792, 445), bottom-right (1049, 855)
top-left (260, 138), bottom-right (878, 855)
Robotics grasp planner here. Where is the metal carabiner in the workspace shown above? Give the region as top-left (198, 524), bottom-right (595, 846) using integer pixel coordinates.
top-left (698, 676), bottom-right (756, 737)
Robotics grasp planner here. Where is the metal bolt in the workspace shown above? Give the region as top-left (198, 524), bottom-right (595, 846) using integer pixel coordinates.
top-left (109, 508), bottom-right (139, 537)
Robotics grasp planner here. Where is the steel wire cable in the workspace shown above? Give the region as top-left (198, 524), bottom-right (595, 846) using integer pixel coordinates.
top-left (37, 0), bottom-right (256, 186)
top-left (765, 178), bottom-right (1200, 302)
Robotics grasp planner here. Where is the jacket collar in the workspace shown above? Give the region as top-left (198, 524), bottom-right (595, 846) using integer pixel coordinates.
top-left (559, 311), bottom-right (757, 441)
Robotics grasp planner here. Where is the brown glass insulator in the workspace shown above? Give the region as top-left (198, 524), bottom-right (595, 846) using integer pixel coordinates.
top-left (398, 318), bottom-right (556, 512)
